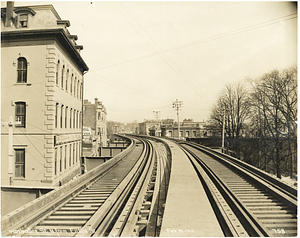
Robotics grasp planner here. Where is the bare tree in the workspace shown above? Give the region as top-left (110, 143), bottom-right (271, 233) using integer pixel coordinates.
top-left (249, 67), bottom-right (297, 178)
top-left (210, 81), bottom-right (252, 156)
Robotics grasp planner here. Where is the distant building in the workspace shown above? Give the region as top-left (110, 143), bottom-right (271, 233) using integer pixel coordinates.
top-left (139, 120), bottom-right (161, 136)
top-left (83, 98), bottom-right (107, 151)
top-left (162, 119), bottom-right (206, 139)
top-left (139, 118), bottom-right (207, 139)
top-left (1, 2), bottom-right (88, 214)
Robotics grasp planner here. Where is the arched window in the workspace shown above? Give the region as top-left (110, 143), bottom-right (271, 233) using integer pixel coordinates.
top-left (56, 60), bottom-right (60, 85)
top-left (55, 103), bottom-right (59, 128)
top-left (77, 80), bottom-right (80, 99)
top-left (80, 83), bottom-right (82, 99)
top-left (70, 108), bottom-right (72, 128)
top-left (74, 78), bottom-right (77, 97)
top-left (60, 105), bottom-right (64, 128)
top-left (15, 102), bottom-right (26, 128)
top-left (17, 57), bottom-right (27, 83)
top-left (70, 74), bottom-right (73, 94)
top-left (66, 69), bottom-right (69, 92)
top-left (61, 65), bottom-right (65, 88)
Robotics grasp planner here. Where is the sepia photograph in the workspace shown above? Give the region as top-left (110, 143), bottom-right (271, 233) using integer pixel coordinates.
top-left (1, 1), bottom-right (297, 237)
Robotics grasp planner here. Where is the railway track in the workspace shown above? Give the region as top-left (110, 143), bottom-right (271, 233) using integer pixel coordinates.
top-left (2, 136), bottom-right (171, 237)
top-left (180, 141), bottom-right (297, 237)
top-left (2, 135), bottom-right (296, 237)
top-left (15, 137), bottom-right (148, 237)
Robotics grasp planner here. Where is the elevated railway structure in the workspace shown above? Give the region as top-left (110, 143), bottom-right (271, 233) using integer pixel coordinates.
top-left (178, 141), bottom-right (297, 237)
top-left (1, 135), bottom-right (297, 237)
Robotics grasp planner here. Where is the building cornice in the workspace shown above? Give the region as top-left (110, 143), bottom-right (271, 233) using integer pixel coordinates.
top-left (1, 28), bottom-right (89, 73)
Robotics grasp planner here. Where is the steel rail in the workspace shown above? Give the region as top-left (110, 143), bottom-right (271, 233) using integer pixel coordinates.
top-left (181, 146), bottom-right (265, 237)
top-left (1, 136), bottom-right (136, 236)
top-left (185, 141), bottom-right (297, 200)
top-left (120, 134), bottom-right (172, 237)
top-left (107, 138), bottom-right (155, 237)
top-left (180, 142), bottom-right (297, 237)
top-left (80, 139), bottom-right (151, 237)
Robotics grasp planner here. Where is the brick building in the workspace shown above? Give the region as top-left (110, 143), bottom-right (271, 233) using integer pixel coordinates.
top-left (83, 98), bottom-right (108, 150)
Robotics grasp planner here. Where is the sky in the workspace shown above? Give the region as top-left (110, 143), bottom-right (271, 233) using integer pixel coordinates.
top-left (3, 1), bottom-right (297, 123)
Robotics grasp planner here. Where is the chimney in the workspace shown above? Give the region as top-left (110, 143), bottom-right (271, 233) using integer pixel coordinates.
top-left (5, 1), bottom-right (14, 27)
top-left (94, 98), bottom-right (98, 105)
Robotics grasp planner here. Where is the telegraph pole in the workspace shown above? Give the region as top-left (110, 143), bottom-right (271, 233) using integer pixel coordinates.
top-left (5, 115), bottom-right (21, 185)
top-left (172, 99), bottom-right (183, 140)
top-left (153, 111), bottom-right (160, 121)
top-left (153, 111), bottom-right (161, 137)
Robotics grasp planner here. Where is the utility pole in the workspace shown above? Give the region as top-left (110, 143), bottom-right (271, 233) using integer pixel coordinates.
top-left (172, 99), bottom-right (183, 140)
top-left (222, 108), bottom-right (228, 153)
top-left (153, 111), bottom-right (161, 137)
top-left (222, 112), bottom-right (225, 153)
top-left (5, 115), bottom-right (21, 185)
top-left (153, 111), bottom-right (160, 121)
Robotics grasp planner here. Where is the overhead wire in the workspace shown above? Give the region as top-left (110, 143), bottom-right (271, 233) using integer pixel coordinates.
top-left (87, 71), bottom-right (171, 103)
top-left (112, 2), bottom-right (210, 104)
top-left (89, 12), bottom-right (297, 72)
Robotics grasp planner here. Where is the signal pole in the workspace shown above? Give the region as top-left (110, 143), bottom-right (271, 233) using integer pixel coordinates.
top-left (172, 99), bottom-right (183, 140)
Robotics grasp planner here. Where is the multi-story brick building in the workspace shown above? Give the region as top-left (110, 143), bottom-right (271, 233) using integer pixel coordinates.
top-left (83, 98), bottom-right (108, 150)
top-left (1, 2), bottom-right (88, 214)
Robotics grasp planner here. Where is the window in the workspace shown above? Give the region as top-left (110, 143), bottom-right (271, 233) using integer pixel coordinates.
top-left (73, 143), bottom-right (75, 164)
top-left (65, 145), bottom-right (67, 170)
top-left (17, 57), bottom-right (27, 83)
top-left (61, 65), bottom-right (64, 88)
top-left (60, 147), bottom-right (62, 172)
top-left (76, 112), bottom-right (79, 128)
top-left (60, 105), bottom-right (63, 128)
top-left (69, 144), bottom-right (72, 166)
top-left (79, 112), bottom-right (82, 129)
top-left (70, 109), bottom-right (72, 128)
top-left (70, 74), bottom-right (73, 94)
top-left (55, 103), bottom-right (58, 128)
top-left (79, 142), bottom-right (81, 160)
top-left (76, 142), bottom-right (79, 162)
top-left (74, 78), bottom-right (77, 97)
top-left (15, 149), bottom-right (25, 178)
top-left (80, 83), bottom-right (82, 99)
top-left (193, 131), bottom-right (196, 137)
top-left (77, 80), bottom-right (80, 98)
top-left (73, 110), bottom-right (75, 128)
top-left (54, 148), bottom-right (57, 175)
top-left (56, 61), bottom-right (60, 85)
top-left (19, 14), bottom-right (28, 27)
top-left (15, 102), bottom-right (26, 128)
top-left (66, 69), bottom-right (69, 92)
top-left (65, 107), bottom-right (68, 128)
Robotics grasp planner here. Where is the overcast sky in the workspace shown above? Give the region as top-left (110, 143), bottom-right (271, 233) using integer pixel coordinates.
top-left (4, 1), bottom-right (297, 123)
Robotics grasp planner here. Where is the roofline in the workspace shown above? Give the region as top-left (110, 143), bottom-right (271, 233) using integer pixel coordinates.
top-left (2, 28), bottom-right (89, 73)
top-left (1, 4), bottom-right (62, 20)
